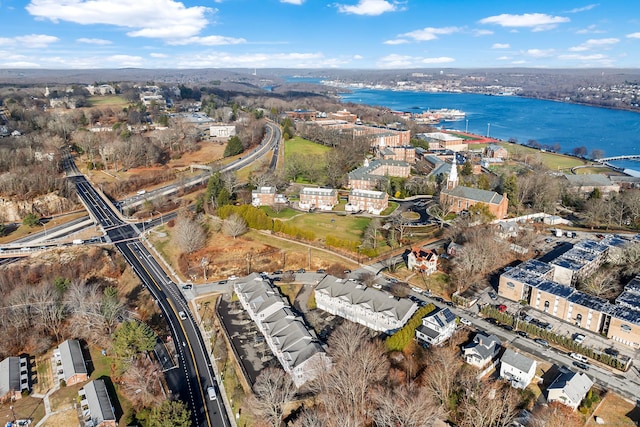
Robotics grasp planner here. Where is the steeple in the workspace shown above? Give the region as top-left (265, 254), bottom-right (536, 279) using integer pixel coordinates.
top-left (447, 155), bottom-right (458, 190)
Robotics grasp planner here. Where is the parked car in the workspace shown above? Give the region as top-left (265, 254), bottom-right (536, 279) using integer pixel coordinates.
top-left (182, 284), bottom-right (193, 290)
top-left (516, 331), bottom-right (529, 338)
top-left (545, 323), bottom-right (554, 332)
top-left (218, 280), bottom-right (228, 285)
top-left (411, 286), bottom-right (423, 294)
top-left (497, 304), bottom-right (507, 312)
top-left (605, 347), bottom-right (619, 357)
top-left (573, 334), bottom-right (586, 344)
top-left (460, 318), bottom-right (472, 326)
top-left (485, 317), bottom-right (499, 325)
top-left (296, 268), bottom-right (306, 273)
top-left (488, 291), bottom-right (498, 300)
top-left (573, 361), bottom-right (590, 371)
top-left (273, 270), bottom-right (283, 275)
top-left (534, 338), bottom-right (550, 347)
top-left (500, 324), bottom-right (514, 332)
top-left (570, 352), bottom-right (588, 363)
top-left (316, 269), bottom-right (326, 274)
top-left (373, 283), bottom-right (383, 290)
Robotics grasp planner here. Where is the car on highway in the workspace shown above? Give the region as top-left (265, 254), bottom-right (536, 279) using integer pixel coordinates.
top-left (573, 361), bottom-right (590, 371)
top-left (179, 311), bottom-right (187, 320)
top-left (574, 333), bottom-right (586, 344)
top-left (182, 284), bottom-right (193, 290)
top-left (570, 352), bottom-right (588, 363)
top-left (460, 317), bottom-right (472, 326)
top-left (207, 386), bottom-right (217, 400)
top-left (534, 338), bottom-right (550, 347)
top-left (488, 291), bottom-right (498, 300)
top-left (516, 331), bottom-right (529, 338)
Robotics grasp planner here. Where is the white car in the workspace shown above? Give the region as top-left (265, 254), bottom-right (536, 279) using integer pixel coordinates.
top-left (460, 318), bottom-right (472, 326)
top-left (178, 311), bottom-right (187, 320)
top-left (207, 386), bottom-right (217, 401)
top-left (373, 283), bottom-right (383, 289)
top-left (411, 286), bottom-right (423, 294)
top-left (574, 334), bottom-right (586, 344)
top-left (570, 352), bottom-right (588, 363)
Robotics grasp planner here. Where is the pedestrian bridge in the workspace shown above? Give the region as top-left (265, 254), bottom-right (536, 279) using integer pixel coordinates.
top-left (597, 154), bottom-right (640, 162)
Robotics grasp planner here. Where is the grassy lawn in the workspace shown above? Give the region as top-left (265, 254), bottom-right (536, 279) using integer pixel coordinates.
top-left (474, 142), bottom-right (590, 170)
top-left (87, 95), bottom-right (129, 107)
top-left (0, 396), bottom-right (46, 425)
top-left (381, 201), bottom-right (399, 216)
top-left (576, 166), bottom-right (620, 174)
top-left (586, 392), bottom-right (638, 427)
top-left (277, 283), bottom-right (303, 305)
top-left (50, 383), bottom-right (84, 412)
top-left (286, 213), bottom-right (369, 243)
top-left (284, 136), bottom-right (331, 159)
top-left (260, 206), bottom-right (300, 219)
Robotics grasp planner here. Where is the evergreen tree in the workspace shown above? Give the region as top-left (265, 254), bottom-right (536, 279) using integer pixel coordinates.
top-left (223, 135), bottom-right (243, 157)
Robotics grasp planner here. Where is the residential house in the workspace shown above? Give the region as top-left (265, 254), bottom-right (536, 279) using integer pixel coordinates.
top-left (347, 159), bottom-right (411, 190)
top-left (495, 221), bottom-right (519, 239)
top-left (252, 187), bottom-right (276, 207)
top-left (407, 246), bottom-right (438, 275)
top-left (210, 124), bottom-right (236, 138)
top-left (462, 331), bottom-right (502, 368)
top-left (499, 348), bottom-right (536, 389)
top-left (346, 189), bottom-right (389, 215)
top-left (53, 339), bottom-right (88, 385)
top-left (415, 307), bottom-right (457, 346)
top-left (0, 356), bottom-right (29, 401)
top-left (79, 379), bottom-right (117, 427)
top-left (547, 369), bottom-right (593, 410)
top-left (314, 275), bottom-right (418, 334)
top-left (299, 187), bottom-right (338, 211)
top-left (447, 242), bottom-right (464, 257)
top-left (484, 144), bottom-right (508, 159)
top-left (234, 274), bottom-right (330, 387)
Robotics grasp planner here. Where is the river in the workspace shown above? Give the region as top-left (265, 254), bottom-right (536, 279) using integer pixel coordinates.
top-left (335, 88), bottom-right (640, 173)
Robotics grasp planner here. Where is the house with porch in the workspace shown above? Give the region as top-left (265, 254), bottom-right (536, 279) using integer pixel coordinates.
top-left (499, 348), bottom-right (536, 389)
top-left (415, 307), bottom-right (457, 346)
top-left (462, 331), bottom-right (502, 368)
top-left (547, 369), bottom-right (593, 410)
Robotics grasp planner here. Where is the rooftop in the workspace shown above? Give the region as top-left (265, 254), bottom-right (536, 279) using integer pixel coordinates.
top-left (564, 174), bottom-right (616, 188)
top-left (441, 185), bottom-right (505, 206)
top-left (548, 369), bottom-right (593, 404)
top-left (301, 187), bottom-right (337, 196)
top-left (350, 189), bottom-right (387, 199)
top-left (420, 132), bottom-right (463, 142)
top-left (501, 348), bottom-right (535, 373)
top-left (83, 379), bottom-right (116, 424)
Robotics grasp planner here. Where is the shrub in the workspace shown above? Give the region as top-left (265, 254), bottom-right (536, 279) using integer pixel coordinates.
top-left (385, 304), bottom-right (436, 352)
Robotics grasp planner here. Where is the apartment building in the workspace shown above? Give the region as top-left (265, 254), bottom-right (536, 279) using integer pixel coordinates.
top-left (299, 187), bottom-right (338, 211)
top-left (347, 189), bottom-right (389, 215)
top-left (348, 159), bottom-right (410, 190)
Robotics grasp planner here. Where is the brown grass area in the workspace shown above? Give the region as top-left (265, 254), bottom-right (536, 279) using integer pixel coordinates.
top-left (42, 408), bottom-right (79, 427)
top-left (0, 396), bottom-right (46, 425)
top-left (586, 393), bottom-right (638, 427)
top-left (49, 383), bottom-right (84, 411)
top-left (167, 141), bottom-right (227, 169)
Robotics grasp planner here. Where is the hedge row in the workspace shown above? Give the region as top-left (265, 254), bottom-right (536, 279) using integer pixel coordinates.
top-left (385, 303), bottom-right (436, 352)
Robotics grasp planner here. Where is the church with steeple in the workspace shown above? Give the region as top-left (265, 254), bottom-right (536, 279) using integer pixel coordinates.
top-left (439, 156), bottom-right (509, 219)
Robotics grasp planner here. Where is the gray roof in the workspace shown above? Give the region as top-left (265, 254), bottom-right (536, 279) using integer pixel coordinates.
top-left (252, 186), bottom-right (276, 195)
top-left (548, 370), bottom-right (593, 404)
top-left (564, 174), bottom-right (615, 187)
top-left (425, 307), bottom-right (457, 328)
top-left (58, 339), bottom-right (87, 380)
top-left (501, 348), bottom-right (535, 373)
top-left (567, 291), bottom-right (609, 312)
top-left (416, 324), bottom-right (440, 339)
top-left (348, 159), bottom-right (409, 181)
top-left (301, 187), bottom-right (337, 196)
top-left (315, 276), bottom-right (417, 322)
top-left (464, 331), bottom-right (501, 360)
top-left (83, 379), bottom-right (116, 424)
top-left (0, 357), bottom-right (21, 397)
top-left (429, 161), bottom-right (453, 178)
top-left (441, 185), bottom-right (505, 206)
top-left (350, 189), bottom-right (387, 199)
top-left (616, 276), bottom-right (640, 309)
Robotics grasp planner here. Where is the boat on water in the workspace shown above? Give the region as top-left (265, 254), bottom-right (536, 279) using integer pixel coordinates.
top-left (428, 108), bottom-right (466, 121)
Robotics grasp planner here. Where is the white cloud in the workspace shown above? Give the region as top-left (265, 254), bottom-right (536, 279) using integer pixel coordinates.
top-left (281, 0), bottom-right (304, 4)
top-left (390, 26), bottom-right (459, 43)
top-left (0, 61), bottom-right (42, 68)
top-left (353, 54), bottom-right (363, 60)
top-left (383, 39), bottom-right (408, 45)
top-left (497, 56), bottom-right (510, 60)
top-left (376, 53), bottom-right (454, 68)
top-left (26, 0), bottom-right (213, 40)
top-left (76, 37), bottom-right (112, 45)
top-left (479, 13), bottom-right (569, 32)
top-left (106, 54), bottom-right (144, 67)
top-left (168, 35), bottom-right (246, 46)
top-left (492, 43), bottom-right (510, 49)
top-left (150, 53), bottom-right (168, 58)
top-left (576, 24), bottom-right (605, 34)
top-left (525, 48), bottom-right (555, 57)
top-left (569, 38), bottom-right (619, 51)
top-left (565, 4), bottom-right (598, 13)
top-left (0, 34), bottom-right (59, 48)
top-left (473, 29), bottom-right (493, 36)
top-left (335, 0), bottom-right (401, 16)
top-left (175, 51), bottom-right (351, 68)
top-left (627, 32), bottom-right (640, 39)
top-left (511, 60), bottom-right (526, 64)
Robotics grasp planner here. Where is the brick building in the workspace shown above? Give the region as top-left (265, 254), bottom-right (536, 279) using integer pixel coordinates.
top-left (347, 189), bottom-right (389, 215)
top-left (299, 187), bottom-right (338, 211)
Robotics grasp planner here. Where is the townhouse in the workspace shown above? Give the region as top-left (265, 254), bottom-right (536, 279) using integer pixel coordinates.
top-left (299, 187), bottom-right (338, 211)
top-left (347, 159), bottom-right (410, 191)
top-left (79, 379), bottom-right (117, 427)
top-left (251, 186), bottom-right (276, 207)
top-left (346, 189), bottom-right (389, 215)
top-left (234, 274), bottom-right (330, 387)
top-left (53, 339), bottom-right (88, 386)
top-left (0, 356), bottom-right (29, 401)
top-left (314, 275), bottom-right (418, 334)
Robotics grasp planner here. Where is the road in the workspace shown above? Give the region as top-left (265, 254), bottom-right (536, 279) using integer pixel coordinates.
top-left (70, 173), bottom-right (229, 427)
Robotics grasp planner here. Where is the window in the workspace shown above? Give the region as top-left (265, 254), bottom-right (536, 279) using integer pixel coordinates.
top-left (621, 324), bottom-right (632, 333)
top-left (507, 281), bottom-right (515, 289)
top-left (576, 314), bottom-right (582, 325)
top-left (544, 301), bottom-right (550, 312)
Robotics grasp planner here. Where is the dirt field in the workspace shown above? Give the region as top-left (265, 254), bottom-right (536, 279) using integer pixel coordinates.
top-left (42, 408), bottom-right (79, 426)
top-left (586, 392), bottom-right (639, 427)
top-left (166, 141), bottom-right (227, 169)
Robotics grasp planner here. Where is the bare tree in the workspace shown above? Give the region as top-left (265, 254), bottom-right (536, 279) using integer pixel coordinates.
top-left (173, 213), bottom-right (207, 253)
top-left (222, 213), bottom-right (248, 239)
top-left (372, 382), bottom-right (444, 427)
top-left (528, 402), bottom-right (583, 427)
top-left (363, 218), bottom-right (382, 249)
top-left (249, 367), bottom-right (297, 427)
top-left (578, 269), bottom-right (618, 298)
top-left (421, 344), bottom-right (465, 412)
top-left (429, 201), bottom-right (453, 229)
top-left (457, 381), bottom-right (519, 427)
top-left (120, 357), bottom-right (165, 409)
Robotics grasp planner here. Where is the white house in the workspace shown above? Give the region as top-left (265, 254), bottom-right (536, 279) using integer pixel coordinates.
top-left (462, 332), bottom-right (502, 368)
top-left (234, 274), bottom-right (330, 387)
top-left (415, 307), bottom-right (457, 346)
top-left (79, 379), bottom-right (117, 427)
top-left (0, 356), bottom-right (29, 401)
top-left (210, 124), bottom-right (236, 138)
top-left (407, 246), bottom-right (438, 274)
top-left (547, 369), bottom-right (593, 410)
top-left (315, 275), bottom-right (418, 334)
top-left (499, 348), bottom-right (537, 389)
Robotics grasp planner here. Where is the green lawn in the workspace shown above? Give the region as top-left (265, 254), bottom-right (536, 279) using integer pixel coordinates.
top-left (260, 206), bottom-right (300, 219)
top-left (286, 213), bottom-right (369, 243)
top-left (474, 142), bottom-right (589, 170)
top-left (284, 136), bottom-right (331, 159)
top-left (87, 95), bottom-right (129, 107)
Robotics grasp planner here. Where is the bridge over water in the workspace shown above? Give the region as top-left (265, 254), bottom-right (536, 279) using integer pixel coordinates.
top-left (597, 154), bottom-right (640, 162)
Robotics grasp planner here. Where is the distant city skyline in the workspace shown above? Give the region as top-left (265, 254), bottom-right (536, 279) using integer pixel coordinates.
top-left (1, 0), bottom-right (640, 69)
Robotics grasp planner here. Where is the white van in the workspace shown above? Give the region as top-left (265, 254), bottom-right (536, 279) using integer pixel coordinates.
top-left (207, 386), bottom-right (217, 401)
top-left (178, 311), bottom-right (187, 320)
top-left (570, 352), bottom-right (588, 363)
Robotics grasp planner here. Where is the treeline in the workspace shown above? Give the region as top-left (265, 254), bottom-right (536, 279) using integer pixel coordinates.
top-left (217, 204), bottom-right (315, 241)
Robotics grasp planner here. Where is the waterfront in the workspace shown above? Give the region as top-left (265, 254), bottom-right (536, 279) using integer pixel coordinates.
top-left (338, 89), bottom-right (640, 172)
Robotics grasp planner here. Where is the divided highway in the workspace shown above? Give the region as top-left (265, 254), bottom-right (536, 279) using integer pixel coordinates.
top-left (70, 173), bottom-right (229, 427)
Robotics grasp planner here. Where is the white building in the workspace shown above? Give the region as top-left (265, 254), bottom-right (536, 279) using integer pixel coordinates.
top-left (462, 331), bottom-right (501, 368)
top-left (547, 369), bottom-right (593, 410)
top-left (210, 124), bottom-right (236, 138)
top-left (234, 274), bottom-right (330, 387)
top-left (314, 275), bottom-right (418, 334)
top-left (500, 348), bottom-right (537, 389)
top-left (415, 307), bottom-right (457, 346)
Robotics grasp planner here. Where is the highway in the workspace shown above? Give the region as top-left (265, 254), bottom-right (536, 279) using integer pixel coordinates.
top-left (70, 172), bottom-right (229, 427)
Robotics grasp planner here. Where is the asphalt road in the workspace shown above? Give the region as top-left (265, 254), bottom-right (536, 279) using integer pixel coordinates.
top-left (70, 173), bottom-right (229, 427)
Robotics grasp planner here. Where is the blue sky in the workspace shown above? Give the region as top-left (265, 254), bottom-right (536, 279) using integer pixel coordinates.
top-left (1, 0), bottom-right (640, 69)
